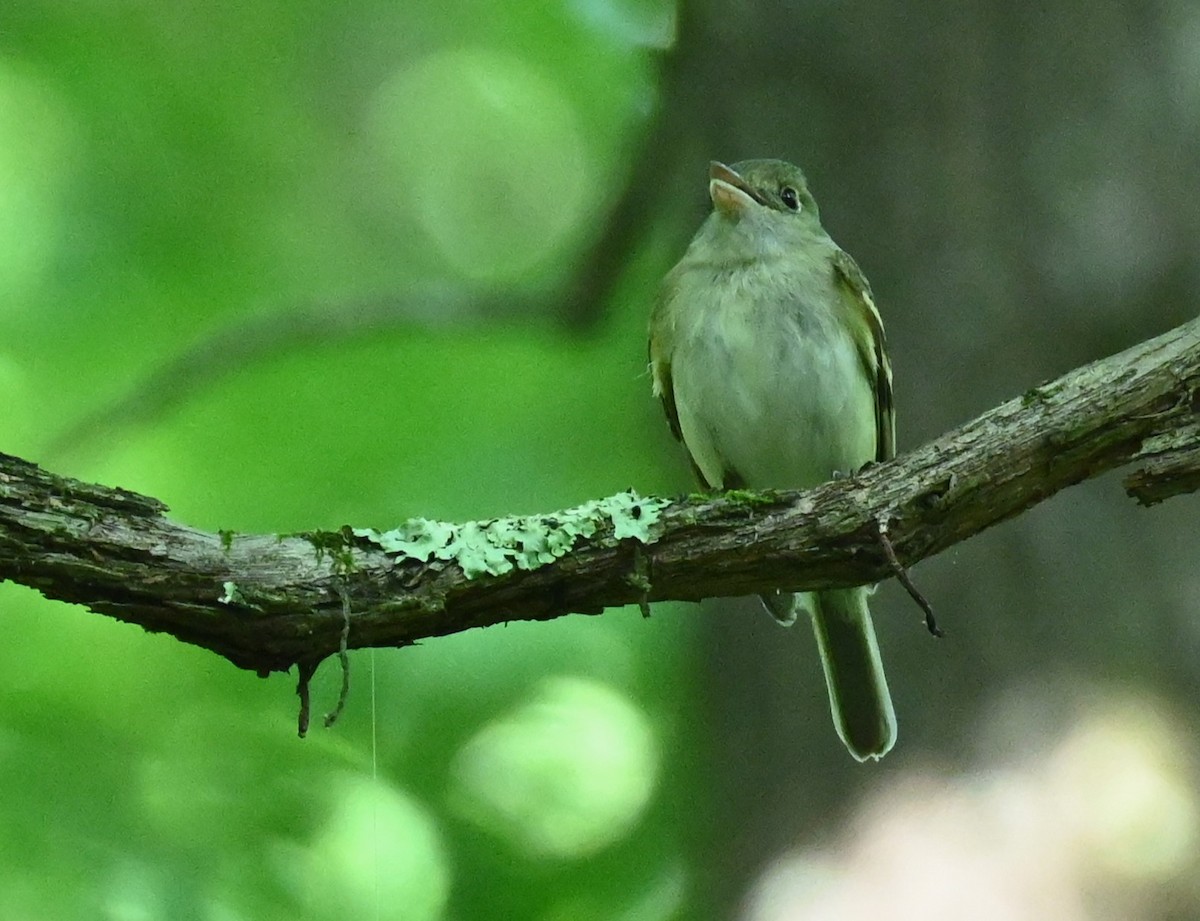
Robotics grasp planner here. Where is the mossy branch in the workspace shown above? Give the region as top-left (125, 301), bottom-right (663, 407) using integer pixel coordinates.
top-left (1, 318), bottom-right (1198, 676)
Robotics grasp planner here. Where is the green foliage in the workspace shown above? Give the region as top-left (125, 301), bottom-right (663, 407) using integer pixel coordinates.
top-left (0, 2), bottom-right (697, 920)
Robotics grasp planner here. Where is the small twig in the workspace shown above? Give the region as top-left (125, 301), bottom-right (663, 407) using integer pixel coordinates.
top-left (323, 583), bottom-right (353, 728)
top-left (875, 518), bottom-right (943, 637)
top-left (628, 542), bottom-right (653, 619)
top-left (295, 660), bottom-right (318, 738)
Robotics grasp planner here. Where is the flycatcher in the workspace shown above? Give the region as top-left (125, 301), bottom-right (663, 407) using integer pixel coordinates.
top-left (649, 159), bottom-right (897, 761)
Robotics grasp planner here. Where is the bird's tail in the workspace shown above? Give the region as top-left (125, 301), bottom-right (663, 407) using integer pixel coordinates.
top-left (761, 587), bottom-right (896, 761)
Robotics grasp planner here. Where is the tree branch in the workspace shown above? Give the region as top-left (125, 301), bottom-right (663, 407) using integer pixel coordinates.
top-left (2, 318), bottom-right (1198, 676)
top-left (1123, 423), bottom-right (1200, 505)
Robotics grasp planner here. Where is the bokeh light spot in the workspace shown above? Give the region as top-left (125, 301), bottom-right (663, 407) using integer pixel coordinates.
top-left (449, 676), bottom-right (659, 859)
top-left (0, 62), bottom-right (79, 304)
top-left (366, 48), bottom-right (592, 282)
top-left (276, 774), bottom-right (449, 921)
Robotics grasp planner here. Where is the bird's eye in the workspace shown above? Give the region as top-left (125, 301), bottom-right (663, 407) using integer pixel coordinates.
top-left (780, 187), bottom-right (801, 211)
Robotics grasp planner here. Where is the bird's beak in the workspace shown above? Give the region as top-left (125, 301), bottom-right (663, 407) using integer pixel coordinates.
top-left (709, 161), bottom-right (764, 217)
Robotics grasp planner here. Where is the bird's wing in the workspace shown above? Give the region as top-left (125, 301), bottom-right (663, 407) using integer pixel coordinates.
top-left (648, 335), bottom-right (683, 443)
top-left (832, 249), bottom-right (895, 462)
top-left (649, 294), bottom-right (732, 487)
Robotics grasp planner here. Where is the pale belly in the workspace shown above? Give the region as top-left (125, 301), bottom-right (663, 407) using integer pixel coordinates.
top-left (671, 295), bottom-right (876, 491)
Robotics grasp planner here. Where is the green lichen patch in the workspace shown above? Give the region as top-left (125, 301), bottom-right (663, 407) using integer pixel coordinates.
top-left (218, 580), bottom-right (265, 611)
top-left (353, 490), bottom-right (668, 579)
top-left (603, 489), bottom-right (663, 541)
top-left (366, 518), bottom-right (457, 559)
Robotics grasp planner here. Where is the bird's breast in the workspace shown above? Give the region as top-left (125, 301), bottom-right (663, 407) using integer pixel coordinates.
top-left (668, 260), bottom-right (876, 490)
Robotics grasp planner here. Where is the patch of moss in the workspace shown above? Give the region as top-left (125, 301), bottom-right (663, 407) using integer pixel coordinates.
top-left (722, 488), bottom-right (779, 508)
top-left (302, 527), bottom-right (357, 574)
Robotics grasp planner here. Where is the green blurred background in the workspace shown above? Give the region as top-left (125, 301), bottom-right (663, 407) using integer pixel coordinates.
top-left (2, 1), bottom-right (1200, 919)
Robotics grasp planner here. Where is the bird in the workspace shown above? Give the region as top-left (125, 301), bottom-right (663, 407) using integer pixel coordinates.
top-left (648, 158), bottom-right (897, 761)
